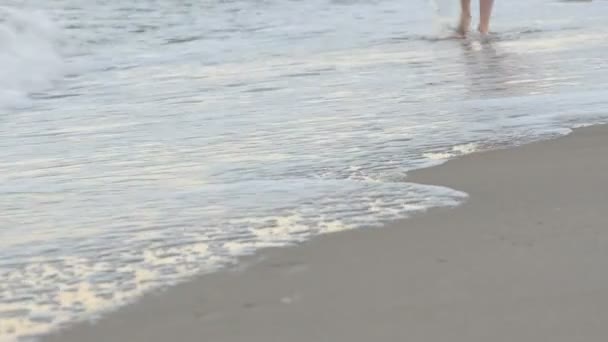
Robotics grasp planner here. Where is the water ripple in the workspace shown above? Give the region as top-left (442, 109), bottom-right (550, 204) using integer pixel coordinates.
top-left (2, 0), bottom-right (608, 340)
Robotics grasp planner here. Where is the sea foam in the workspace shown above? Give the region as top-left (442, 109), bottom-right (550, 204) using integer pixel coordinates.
top-left (0, 7), bottom-right (64, 109)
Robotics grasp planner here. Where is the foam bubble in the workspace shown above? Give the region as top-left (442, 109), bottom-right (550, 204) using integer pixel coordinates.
top-left (0, 179), bottom-right (466, 341)
top-left (423, 143), bottom-right (479, 161)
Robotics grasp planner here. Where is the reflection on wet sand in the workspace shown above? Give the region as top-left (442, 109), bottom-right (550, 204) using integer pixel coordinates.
top-left (459, 39), bottom-right (541, 98)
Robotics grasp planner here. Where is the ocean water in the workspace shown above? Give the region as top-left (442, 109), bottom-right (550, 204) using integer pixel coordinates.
top-left (1, 0), bottom-right (608, 340)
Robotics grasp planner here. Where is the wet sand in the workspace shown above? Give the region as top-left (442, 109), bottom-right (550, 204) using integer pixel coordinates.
top-left (44, 124), bottom-right (608, 342)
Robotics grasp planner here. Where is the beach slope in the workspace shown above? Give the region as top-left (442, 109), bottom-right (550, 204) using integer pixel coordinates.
top-left (45, 124), bottom-right (608, 342)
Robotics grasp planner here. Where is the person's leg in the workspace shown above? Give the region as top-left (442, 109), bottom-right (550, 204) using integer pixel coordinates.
top-left (458, 0), bottom-right (472, 35)
top-left (479, 0), bottom-right (494, 34)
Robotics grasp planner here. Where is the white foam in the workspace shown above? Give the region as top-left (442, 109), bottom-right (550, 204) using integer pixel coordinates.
top-left (0, 179), bottom-right (467, 341)
top-left (0, 7), bottom-right (64, 109)
top-left (2, 0), bottom-right (608, 340)
top-left (423, 143), bottom-right (480, 161)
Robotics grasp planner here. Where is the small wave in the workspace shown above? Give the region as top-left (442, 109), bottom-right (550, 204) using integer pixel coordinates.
top-left (386, 24), bottom-right (583, 45)
top-left (0, 179), bottom-right (466, 341)
top-left (489, 25), bottom-right (583, 42)
top-left (164, 34), bottom-right (205, 45)
top-left (423, 143), bottom-right (480, 161)
top-left (0, 7), bottom-right (65, 109)
top-left (389, 34), bottom-right (461, 43)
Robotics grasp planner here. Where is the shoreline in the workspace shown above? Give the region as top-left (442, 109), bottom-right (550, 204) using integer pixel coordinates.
top-left (44, 124), bottom-right (608, 342)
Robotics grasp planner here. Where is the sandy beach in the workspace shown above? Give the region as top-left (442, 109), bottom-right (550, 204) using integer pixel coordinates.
top-left (43, 124), bottom-right (608, 342)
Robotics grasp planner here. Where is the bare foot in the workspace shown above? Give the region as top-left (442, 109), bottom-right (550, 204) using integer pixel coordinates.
top-left (478, 25), bottom-right (490, 36)
top-left (457, 13), bottom-right (471, 37)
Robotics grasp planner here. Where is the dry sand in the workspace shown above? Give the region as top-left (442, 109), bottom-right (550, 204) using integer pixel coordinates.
top-left (44, 124), bottom-right (608, 342)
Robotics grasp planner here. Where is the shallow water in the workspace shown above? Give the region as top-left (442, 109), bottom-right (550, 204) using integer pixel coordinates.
top-left (1, 0), bottom-right (608, 339)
